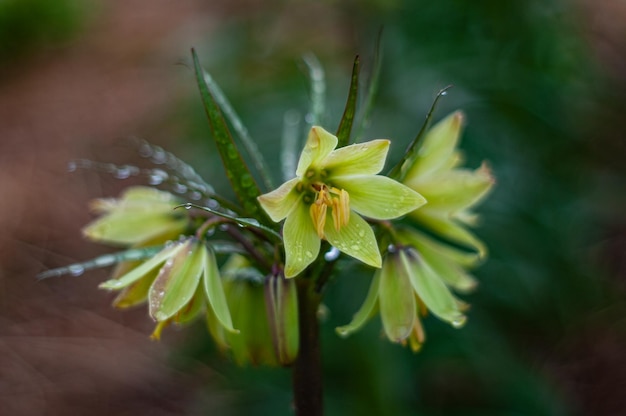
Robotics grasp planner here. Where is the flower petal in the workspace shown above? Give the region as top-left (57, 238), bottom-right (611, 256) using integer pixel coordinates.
top-left (406, 164), bottom-right (495, 214)
top-left (83, 212), bottom-right (187, 246)
top-left (324, 212), bottom-right (381, 268)
top-left (410, 212), bottom-right (488, 258)
top-left (283, 202), bottom-right (321, 277)
top-left (99, 242), bottom-right (187, 290)
top-left (401, 248), bottom-right (466, 327)
top-left (149, 240), bottom-right (204, 321)
top-left (323, 139), bottom-right (390, 176)
top-left (334, 175), bottom-right (426, 220)
top-left (336, 272), bottom-right (380, 338)
top-left (257, 177), bottom-right (301, 222)
top-left (203, 245), bottom-right (237, 333)
top-left (295, 126), bottom-right (338, 176)
top-left (404, 111), bottom-right (464, 181)
top-left (379, 254), bottom-right (416, 342)
top-left (398, 229), bottom-right (478, 293)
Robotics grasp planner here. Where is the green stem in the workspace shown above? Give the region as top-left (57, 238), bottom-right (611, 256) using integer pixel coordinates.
top-left (292, 277), bottom-right (323, 416)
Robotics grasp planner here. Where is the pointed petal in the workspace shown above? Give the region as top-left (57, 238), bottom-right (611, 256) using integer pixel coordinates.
top-left (411, 212), bottom-right (488, 258)
top-left (149, 240), bottom-right (203, 321)
top-left (296, 126), bottom-right (338, 176)
top-left (83, 212), bottom-right (187, 246)
top-left (99, 242), bottom-right (186, 290)
top-left (173, 284), bottom-right (205, 325)
top-left (323, 139), bottom-right (390, 176)
top-left (283, 202), bottom-right (321, 277)
top-left (407, 164), bottom-right (495, 214)
top-left (334, 175), bottom-right (426, 220)
top-left (379, 254), bottom-right (416, 342)
top-left (401, 249), bottom-right (466, 327)
top-left (202, 245), bottom-right (237, 333)
top-left (336, 272), bottom-right (380, 337)
top-left (112, 267), bottom-right (158, 308)
top-left (399, 225), bottom-right (480, 264)
top-left (404, 111), bottom-right (464, 180)
top-left (324, 212), bottom-right (381, 268)
top-left (399, 229), bottom-right (478, 293)
top-left (265, 273), bottom-right (299, 365)
top-left (257, 178), bottom-right (301, 222)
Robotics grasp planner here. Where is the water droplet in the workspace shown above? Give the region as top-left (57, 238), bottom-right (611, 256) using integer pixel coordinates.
top-left (190, 191), bottom-right (202, 200)
top-left (305, 250), bottom-right (314, 258)
top-left (324, 246), bottom-right (340, 261)
top-left (440, 90), bottom-right (448, 96)
top-left (68, 264), bottom-right (84, 276)
top-left (350, 245), bottom-right (360, 252)
top-left (451, 315), bottom-right (466, 328)
top-left (67, 161), bottom-right (77, 172)
top-left (94, 255), bottom-right (116, 267)
top-left (304, 113), bottom-right (314, 124)
top-left (138, 142), bottom-right (153, 158)
top-left (173, 183), bottom-right (188, 194)
top-left (358, 230), bottom-right (365, 238)
top-left (114, 166), bottom-right (131, 179)
top-left (387, 244), bottom-right (397, 254)
top-left (151, 148), bottom-right (167, 164)
top-left (148, 169), bottom-right (169, 185)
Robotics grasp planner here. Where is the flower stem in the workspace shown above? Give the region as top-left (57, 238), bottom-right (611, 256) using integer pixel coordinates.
top-left (292, 277), bottom-right (323, 416)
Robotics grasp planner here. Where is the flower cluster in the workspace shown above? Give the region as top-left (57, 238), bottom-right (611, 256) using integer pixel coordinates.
top-left (336, 111), bottom-right (494, 350)
top-left (43, 52), bottom-right (495, 364)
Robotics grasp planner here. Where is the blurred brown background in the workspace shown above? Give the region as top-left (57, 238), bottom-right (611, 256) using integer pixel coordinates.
top-left (1, 0), bottom-right (626, 415)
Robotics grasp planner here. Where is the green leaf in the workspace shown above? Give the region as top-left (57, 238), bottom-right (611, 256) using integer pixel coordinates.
top-left (179, 203), bottom-right (282, 242)
top-left (336, 55), bottom-right (360, 147)
top-left (191, 49), bottom-right (268, 222)
top-left (302, 52), bottom-right (326, 127)
top-left (336, 272), bottom-right (380, 337)
top-left (354, 29), bottom-right (383, 141)
top-left (387, 85), bottom-right (453, 181)
top-left (201, 68), bottom-right (274, 191)
top-left (37, 245), bottom-right (162, 280)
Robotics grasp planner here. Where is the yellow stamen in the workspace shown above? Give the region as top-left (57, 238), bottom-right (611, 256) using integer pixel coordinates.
top-left (309, 184), bottom-right (351, 238)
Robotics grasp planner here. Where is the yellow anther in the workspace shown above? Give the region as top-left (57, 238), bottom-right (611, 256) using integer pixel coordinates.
top-left (309, 184), bottom-right (351, 238)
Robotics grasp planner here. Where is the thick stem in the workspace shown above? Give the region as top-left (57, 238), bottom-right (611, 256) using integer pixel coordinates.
top-left (292, 277), bottom-right (323, 416)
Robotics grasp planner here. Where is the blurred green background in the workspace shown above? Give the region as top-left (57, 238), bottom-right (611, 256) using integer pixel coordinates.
top-left (1, 0), bottom-right (625, 415)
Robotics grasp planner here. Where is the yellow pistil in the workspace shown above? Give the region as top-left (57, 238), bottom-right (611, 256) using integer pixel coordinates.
top-left (309, 184), bottom-right (351, 238)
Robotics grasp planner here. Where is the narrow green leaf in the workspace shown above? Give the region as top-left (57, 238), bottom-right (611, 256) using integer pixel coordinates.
top-left (191, 49), bottom-right (268, 222)
top-left (336, 55), bottom-right (360, 147)
top-left (302, 52), bottom-right (326, 127)
top-left (387, 85), bottom-right (453, 181)
top-left (201, 69), bottom-right (274, 191)
top-left (37, 245), bottom-right (162, 280)
top-left (177, 203), bottom-right (282, 241)
top-left (354, 28), bottom-right (383, 141)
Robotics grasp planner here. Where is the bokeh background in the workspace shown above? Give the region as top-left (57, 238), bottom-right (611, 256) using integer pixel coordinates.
top-left (1, 0), bottom-right (625, 415)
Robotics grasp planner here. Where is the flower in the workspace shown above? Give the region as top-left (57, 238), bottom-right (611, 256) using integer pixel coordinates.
top-left (402, 111), bottom-right (495, 257)
top-left (207, 255), bottom-right (299, 366)
top-left (83, 186), bottom-right (189, 246)
top-left (337, 244), bottom-right (470, 352)
top-left (258, 126), bottom-right (426, 277)
top-left (99, 237), bottom-right (236, 340)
